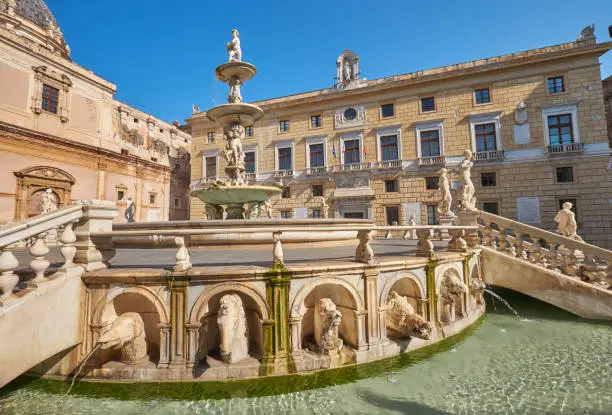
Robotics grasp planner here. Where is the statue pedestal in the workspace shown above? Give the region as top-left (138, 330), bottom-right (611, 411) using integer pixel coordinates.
top-left (438, 214), bottom-right (455, 240)
top-left (455, 210), bottom-right (479, 248)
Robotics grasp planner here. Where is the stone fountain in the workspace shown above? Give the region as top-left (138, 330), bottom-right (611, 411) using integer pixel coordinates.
top-left (190, 29), bottom-right (281, 219)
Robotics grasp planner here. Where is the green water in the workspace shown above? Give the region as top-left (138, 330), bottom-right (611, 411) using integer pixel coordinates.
top-left (1, 289), bottom-right (611, 414)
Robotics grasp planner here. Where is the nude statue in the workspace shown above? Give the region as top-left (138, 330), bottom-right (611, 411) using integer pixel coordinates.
top-left (226, 28), bottom-right (242, 62)
top-left (223, 123), bottom-right (245, 167)
top-left (320, 197), bottom-right (329, 219)
top-left (437, 168), bottom-right (454, 216)
top-left (228, 78), bottom-right (242, 103)
top-left (554, 202), bottom-right (583, 241)
top-left (124, 196), bottom-right (135, 223)
top-left (457, 150), bottom-right (476, 211)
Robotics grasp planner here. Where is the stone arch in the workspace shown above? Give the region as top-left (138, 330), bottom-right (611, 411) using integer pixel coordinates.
top-left (291, 277), bottom-right (364, 318)
top-left (434, 262), bottom-right (464, 294)
top-left (14, 166), bottom-right (76, 220)
top-left (379, 272), bottom-right (425, 307)
top-left (92, 285), bottom-right (169, 326)
top-left (435, 263), bottom-right (467, 323)
top-left (189, 283), bottom-right (269, 324)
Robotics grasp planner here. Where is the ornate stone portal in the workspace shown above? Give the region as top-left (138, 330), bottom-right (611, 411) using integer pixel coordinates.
top-left (216, 294), bottom-right (249, 364)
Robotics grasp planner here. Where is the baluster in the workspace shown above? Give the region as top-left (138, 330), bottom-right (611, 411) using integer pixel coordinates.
top-left (273, 231), bottom-right (284, 266)
top-left (504, 234), bottom-right (517, 257)
top-left (481, 225), bottom-right (492, 247)
top-left (447, 229), bottom-right (468, 252)
top-left (0, 249), bottom-right (20, 301)
top-left (173, 236), bottom-right (192, 272)
top-left (416, 229), bottom-right (435, 258)
top-left (29, 233), bottom-right (50, 283)
top-left (356, 230), bottom-right (375, 264)
top-left (60, 222), bottom-right (77, 269)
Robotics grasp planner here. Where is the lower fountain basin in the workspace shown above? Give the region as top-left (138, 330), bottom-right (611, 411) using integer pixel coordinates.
top-left (190, 185), bottom-right (281, 206)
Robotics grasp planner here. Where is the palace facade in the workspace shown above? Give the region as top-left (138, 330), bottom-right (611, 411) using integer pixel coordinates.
top-left (189, 30), bottom-right (612, 248)
top-left (0, 0), bottom-right (191, 224)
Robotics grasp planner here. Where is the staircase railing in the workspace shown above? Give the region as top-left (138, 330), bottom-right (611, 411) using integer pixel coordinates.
top-left (478, 211), bottom-right (611, 288)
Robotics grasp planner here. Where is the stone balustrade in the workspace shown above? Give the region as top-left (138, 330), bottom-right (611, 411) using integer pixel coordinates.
top-left (478, 211), bottom-right (611, 288)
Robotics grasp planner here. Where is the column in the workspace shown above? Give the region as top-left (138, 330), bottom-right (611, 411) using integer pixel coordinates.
top-left (363, 268), bottom-right (381, 344)
top-left (425, 259), bottom-right (438, 324)
top-left (356, 311), bottom-right (368, 351)
top-left (263, 268), bottom-right (290, 372)
top-left (169, 281), bottom-right (188, 367)
top-left (96, 162), bottom-right (107, 200)
top-left (185, 322), bottom-right (202, 368)
top-left (158, 323), bottom-right (171, 368)
top-left (289, 316), bottom-right (302, 359)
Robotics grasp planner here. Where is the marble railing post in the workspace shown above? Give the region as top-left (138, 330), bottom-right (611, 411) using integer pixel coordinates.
top-left (273, 232), bottom-right (284, 266)
top-left (0, 249), bottom-right (19, 301)
top-left (455, 211), bottom-right (479, 248)
top-left (174, 237), bottom-right (192, 272)
top-left (158, 323), bottom-right (171, 368)
top-left (416, 229), bottom-right (435, 258)
top-left (59, 222), bottom-right (77, 269)
top-left (356, 230), bottom-right (375, 264)
top-left (185, 322), bottom-right (202, 368)
top-left (74, 201), bottom-right (118, 272)
top-left (29, 233), bottom-right (50, 283)
top-left (447, 229), bottom-right (468, 252)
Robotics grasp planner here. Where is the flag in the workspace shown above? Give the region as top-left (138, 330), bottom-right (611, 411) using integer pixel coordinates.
top-left (363, 141), bottom-right (367, 157)
top-left (332, 142), bottom-right (337, 158)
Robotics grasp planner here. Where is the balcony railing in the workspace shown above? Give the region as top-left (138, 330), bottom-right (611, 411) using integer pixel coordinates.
top-left (274, 170), bottom-right (294, 178)
top-left (245, 172), bottom-right (257, 181)
top-left (547, 143), bottom-right (583, 155)
top-left (336, 162), bottom-right (372, 172)
top-left (418, 155), bottom-right (446, 167)
top-left (306, 166), bottom-right (329, 176)
top-left (376, 159), bottom-right (402, 169)
top-left (473, 150), bottom-right (504, 161)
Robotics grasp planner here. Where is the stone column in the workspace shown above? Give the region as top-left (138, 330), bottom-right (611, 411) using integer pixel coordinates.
top-left (185, 322), bottom-right (202, 368)
top-left (363, 268), bottom-right (381, 344)
top-left (158, 323), bottom-right (171, 368)
top-left (73, 200), bottom-right (118, 272)
top-left (169, 281), bottom-right (188, 367)
top-left (356, 310), bottom-right (368, 351)
top-left (289, 316), bottom-right (303, 359)
top-left (263, 268), bottom-right (291, 374)
top-left (377, 307), bottom-right (388, 342)
top-left (425, 259), bottom-right (438, 324)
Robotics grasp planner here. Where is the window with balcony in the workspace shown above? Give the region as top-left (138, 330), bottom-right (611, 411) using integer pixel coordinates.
top-left (421, 96), bottom-right (436, 112)
top-left (309, 143), bottom-right (325, 168)
top-left (386, 206), bottom-right (399, 226)
top-left (426, 205), bottom-right (438, 225)
top-left (475, 123), bottom-right (497, 152)
top-left (556, 166), bottom-right (573, 183)
top-left (474, 88), bottom-right (491, 104)
top-left (385, 179), bottom-right (398, 193)
top-left (312, 184), bottom-right (323, 197)
top-left (381, 103), bottom-right (394, 118)
top-left (244, 151), bottom-right (256, 174)
top-left (343, 139), bottom-right (360, 164)
top-left (547, 114), bottom-right (574, 145)
top-left (278, 147), bottom-right (292, 171)
top-left (482, 202), bottom-right (499, 215)
top-left (420, 130), bottom-right (440, 157)
top-left (425, 176), bottom-right (438, 190)
top-left (547, 76), bottom-right (565, 94)
top-left (481, 172), bottom-right (497, 187)
top-left (380, 134), bottom-right (399, 161)
top-left (41, 84), bottom-right (59, 114)
top-left (279, 120), bottom-right (290, 133)
top-left (311, 115), bottom-right (322, 128)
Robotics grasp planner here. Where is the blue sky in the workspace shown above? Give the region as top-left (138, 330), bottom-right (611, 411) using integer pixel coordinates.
top-left (47, 0), bottom-right (612, 124)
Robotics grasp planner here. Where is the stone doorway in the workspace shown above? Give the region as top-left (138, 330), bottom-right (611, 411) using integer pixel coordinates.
top-left (14, 166), bottom-right (75, 220)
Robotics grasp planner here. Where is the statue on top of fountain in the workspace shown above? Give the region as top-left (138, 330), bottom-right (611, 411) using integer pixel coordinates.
top-left (226, 28), bottom-right (242, 62)
top-left (223, 123), bottom-right (246, 185)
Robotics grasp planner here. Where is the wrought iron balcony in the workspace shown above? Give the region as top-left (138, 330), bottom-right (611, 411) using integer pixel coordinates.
top-left (418, 155), bottom-right (446, 167)
top-left (473, 150), bottom-right (505, 161)
top-left (547, 143), bottom-right (583, 155)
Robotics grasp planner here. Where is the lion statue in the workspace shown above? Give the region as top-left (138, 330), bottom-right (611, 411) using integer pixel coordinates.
top-left (386, 291), bottom-right (432, 340)
top-left (439, 271), bottom-right (468, 322)
top-left (314, 298), bottom-right (343, 353)
top-left (217, 294), bottom-right (249, 364)
top-left (98, 312), bottom-right (148, 365)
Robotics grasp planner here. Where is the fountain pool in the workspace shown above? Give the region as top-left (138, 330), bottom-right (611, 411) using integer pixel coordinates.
top-left (1, 289), bottom-right (610, 414)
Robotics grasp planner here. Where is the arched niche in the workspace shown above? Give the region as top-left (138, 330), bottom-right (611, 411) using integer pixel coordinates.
top-left (379, 272), bottom-right (425, 313)
top-left (189, 283), bottom-right (269, 363)
top-left (435, 265), bottom-right (466, 322)
top-left (13, 166), bottom-right (75, 220)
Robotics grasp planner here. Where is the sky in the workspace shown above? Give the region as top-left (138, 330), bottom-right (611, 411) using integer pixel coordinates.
top-left (46, 0), bottom-right (612, 124)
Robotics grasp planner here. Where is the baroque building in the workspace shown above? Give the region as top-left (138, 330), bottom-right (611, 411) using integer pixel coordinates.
top-left (190, 31), bottom-right (612, 248)
top-left (0, 0), bottom-right (191, 224)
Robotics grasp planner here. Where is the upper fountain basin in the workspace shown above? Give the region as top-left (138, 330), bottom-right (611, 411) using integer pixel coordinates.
top-left (215, 61), bottom-right (257, 83)
top-left (190, 185), bottom-right (282, 205)
top-left (206, 103), bottom-right (264, 126)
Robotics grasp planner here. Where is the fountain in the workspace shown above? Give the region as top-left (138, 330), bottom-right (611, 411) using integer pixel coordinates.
top-left (190, 29), bottom-right (282, 219)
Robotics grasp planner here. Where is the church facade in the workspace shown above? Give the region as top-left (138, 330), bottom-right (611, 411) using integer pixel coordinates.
top-left (0, 0), bottom-right (191, 224)
top-left (190, 31), bottom-right (612, 248)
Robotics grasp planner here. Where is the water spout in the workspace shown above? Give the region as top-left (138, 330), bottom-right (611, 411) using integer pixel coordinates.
top-left (484, 289), bottom-right (521, 319)
top-left (65, 344), bottom-right (101, 395)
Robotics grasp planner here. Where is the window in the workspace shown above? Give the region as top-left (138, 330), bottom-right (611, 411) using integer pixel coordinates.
top-left (149, 193), bottom-right (156, 205)
top-left (481, 172), bottom-right (497, 187)
top-left (309, 143), bottom-right (325, 167)
top-left (207, 132), bottom-right (215, 144)
top-left (343, 139), bottom-right (360, 164)
top-left (559, 199), bottom-right (577, 221)
top-left (282, 187), bottom-right (291, 198)
top-left (41, 84), bottom-right (59, 114)
top-left (311, 115), bottom-right (322, 128)
top-left (278, 147), bottom-right (292, 171)
top-left (385, 179), bottom-right (398, 193)
top-left (151, 157), bottom-right (158, 162)
top-left (475, 123), bottom-right (497, 152)
top-left (244, 151), bottom-right (256, 174)
top-left (380, 134), bottom-right (399, 161)
top-left (381, 103), bottom-right (394, 118)
top-left (280, 210), bottom-right (292, 219)
top-left (117, 190), bottom-right (125, 201)
top-left (426, 205), bottom-right (438, 225)
top-left (121, 149), bottom-right (129, 155)
top-left (421, 96), bottom-right (436, 112)
top-left (474, 88), bottom-right (491, 104)
top-left (547, 114), bottom-right (574, 145)
top-left (279, 120), bottom-right (290, 133)
top-left (174, 198), bottom-right (180, 208)
top-left (386, 206), bottom-right (399, 226)
top-left (420, 130), bottom-right (440, 157)
top-left (312, 209), bottom-right (321, 219)
top-left (312, 184), bottom-right (323, 197)
top-left (556, 166), bottom-right (573, 183)
top-left (343, 108), bottom-right (357, 120)
top-left (547, 76), bottom-right (565, 94)
top-left (482, 202), bottom-right (499, 215)
top-left (205, 156), bottom-right (217, 178)
top-left (425, 176), bottom-right (438, 190)
top-left (245, 126), bottom-right (253, 137)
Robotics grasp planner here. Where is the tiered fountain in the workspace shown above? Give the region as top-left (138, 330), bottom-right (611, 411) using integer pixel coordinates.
top-left (190, 29), bottom-right (281, 219)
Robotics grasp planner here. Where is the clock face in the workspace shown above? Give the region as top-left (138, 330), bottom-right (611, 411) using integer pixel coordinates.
top-left (344, 108), bottom-right (357, 121)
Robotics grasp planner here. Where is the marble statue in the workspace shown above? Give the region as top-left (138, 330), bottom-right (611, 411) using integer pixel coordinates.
top-left (216, 294), bottom-right (249, 364)
top-left (457, 150), bottom-right (476, 211)
top-left (515, 101), bottom-right (528, 125)
top-left (41, 189), bottom-right (58, 214)
top-left (439, 272), bottom-right (468, 322)
top-left (404, 215), bottom-right (417, 240)
top-left (228, 79), bottom-right (242, 103)
top-left (342, 59), bottom-right (352, 83)
top-left (124, 197), bottom-right (135, 222)
top-left (554, 202), bottom-right (583, 241)
top-left (577, 24), bottom-right (595, 42)
top-left (314, 298), bottom-right (343, 353)
top-left (205, 204), bottom-right (224, 220)
top-left (247, 202), bottom-right (260, 219)
top-left (437, 168), bottom-right (454, 217)
top-left (98, 312), bottom-right (148, 365)
top-left (226, 28), bottom-right (242, 62)
top-left (192, 104), bottom-right (200, 113)
top-left (263, 200), bottom-right (273, 219)
top-left (320, 197), bottom-right (329, 219)
top-left (470, 277), bottom-right (486, 309)
top-left (385, 291), bottom-right (432, 340)
top-left (223, 123), bottom-right (245, 167)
